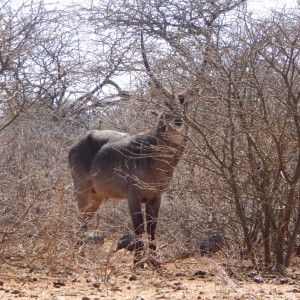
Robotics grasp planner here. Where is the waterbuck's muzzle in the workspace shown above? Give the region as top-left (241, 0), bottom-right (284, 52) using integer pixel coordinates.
top-left (174, 118), bottom-right (184, 127)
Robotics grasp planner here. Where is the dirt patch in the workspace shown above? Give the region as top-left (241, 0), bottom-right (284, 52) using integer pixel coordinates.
top-left (1, 245), bottom-right (300, 300)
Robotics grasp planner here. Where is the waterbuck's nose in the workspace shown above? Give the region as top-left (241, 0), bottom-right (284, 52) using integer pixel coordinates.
top-left (174, 118), bottom-right (183, 126)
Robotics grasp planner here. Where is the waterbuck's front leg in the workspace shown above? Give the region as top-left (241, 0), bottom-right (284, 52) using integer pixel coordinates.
top-left (127, 192), bottom-right (144, 265)
top-left (146, 196), bottom-right (161, 267)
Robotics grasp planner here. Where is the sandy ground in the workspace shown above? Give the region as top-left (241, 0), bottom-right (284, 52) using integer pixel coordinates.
top-left (1, 244), bottom-right (300, 300)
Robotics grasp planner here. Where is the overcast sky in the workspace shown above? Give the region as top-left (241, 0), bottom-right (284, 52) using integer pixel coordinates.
top-left (248, 0), bottom-right (299, 12)
top-left (43, 0), bottom-right (300, 10)
top-left (13, 0), bottom-right (300, 13)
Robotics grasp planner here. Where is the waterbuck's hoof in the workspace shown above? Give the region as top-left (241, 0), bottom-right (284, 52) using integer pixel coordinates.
top-left (148, 257), bottom-right (161, 269)
top-left (116, 233), bottom-right (135, 251)
top-left (133, 259), bottom-right (145, 269)
top-left (115, 233), bottom-right (145, 252)
top-left (85, 232), bottom-right (105, 244)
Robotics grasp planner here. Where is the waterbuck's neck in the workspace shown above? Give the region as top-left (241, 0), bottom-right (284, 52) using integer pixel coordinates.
top-left (148, 125), bottom-right (186, 171)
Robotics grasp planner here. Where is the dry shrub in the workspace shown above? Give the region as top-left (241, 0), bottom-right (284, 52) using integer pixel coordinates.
top-left (0, 105), bottom-right (80, 272)
top-left (0, 100), bottom-right (229, 275)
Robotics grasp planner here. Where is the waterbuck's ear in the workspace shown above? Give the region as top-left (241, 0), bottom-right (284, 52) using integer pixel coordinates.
top-left (178, 95), bottom-right (185, 105)
top-left (178, 93), bottom-right (190, 111)
top-left (156, 114), bottom-right (167, 133)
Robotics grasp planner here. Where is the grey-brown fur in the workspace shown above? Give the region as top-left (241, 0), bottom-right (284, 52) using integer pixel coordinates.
top-left (69, 97), bottom-right (187, 266)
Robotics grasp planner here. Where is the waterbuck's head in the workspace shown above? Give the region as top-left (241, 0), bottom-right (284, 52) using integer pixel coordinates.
top-left (155, 93), bottom-right (188, 144)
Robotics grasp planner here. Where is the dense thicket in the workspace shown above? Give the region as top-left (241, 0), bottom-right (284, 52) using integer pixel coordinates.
top-left (1, 0), bottom-right (300, 272)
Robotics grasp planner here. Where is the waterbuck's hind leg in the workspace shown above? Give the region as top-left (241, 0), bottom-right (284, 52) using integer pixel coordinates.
top-left (146, 197), bottom-right (162, 268)
top-left (75, 182), bottom-right (103, 247)
top-left (127, 192), bottom-right (145, 265)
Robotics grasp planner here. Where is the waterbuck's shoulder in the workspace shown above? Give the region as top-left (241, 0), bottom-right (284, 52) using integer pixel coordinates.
top-left (97, 131), bottom-right (159, 158)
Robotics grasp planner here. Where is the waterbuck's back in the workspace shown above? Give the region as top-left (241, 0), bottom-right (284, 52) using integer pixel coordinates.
top-left (89, 131), bottom-right (181, 200)
top-left (69, 129), bottom-right (127, 171)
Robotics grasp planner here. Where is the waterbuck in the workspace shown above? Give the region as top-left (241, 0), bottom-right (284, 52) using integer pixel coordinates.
top-left (68, 95), bottom-right (187, 266)
top-left (69, 31), bottom-right (188, 266)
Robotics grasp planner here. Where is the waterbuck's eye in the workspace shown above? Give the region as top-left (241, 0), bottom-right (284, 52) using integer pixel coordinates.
top-left (178, 95), bottom-right (185, 105)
